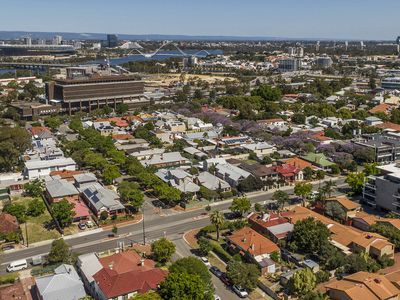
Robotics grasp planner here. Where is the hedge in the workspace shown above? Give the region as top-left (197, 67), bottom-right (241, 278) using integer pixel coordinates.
top-left (209, 240), bottom-right (233, 263)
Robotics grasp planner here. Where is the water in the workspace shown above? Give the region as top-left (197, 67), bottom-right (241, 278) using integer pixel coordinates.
top-left (92, 49), bottom-right (223, 65)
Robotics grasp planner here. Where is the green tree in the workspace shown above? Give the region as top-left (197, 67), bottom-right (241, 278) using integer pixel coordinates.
top-left (229, 197), bottom-right (251, 217)
top-left (51, 199), bottom-right (75, 228)
top-left (151, 238), bottom-right (176, 264)
top-left (210, 210), bottom-right (225, 241)
top-left (159, 272), bottom-right (208, 300)
top-left (69, 116), bottom-right (83, 132)
top-left (116, 103), bottom-right (129, 115)
top-left (24, 179), bottom-right (45, 198)
top-left (288, 268), bottom-right (316, 296)
top-left (345, 172), bottom-right (365, 195)
top-left (131, 291), bottom-right (161, 300)
top-left (325, 201), bottom-right (347, 221)
top-left (272, 190), bottom-right (289, 210)
top-left (303, 167), bottom-right (314, 181)
top-left (226, 261), bottom-right (260, 292)
top-left (169, 257), bottom-right (213, 295)
top-left (26, 198), bottom-right (46, 217)
top-left (44, 116), bottom-right (62, 131)
top-left (289, 217), bottom-right (330, 254)
top-left (363, 162), bottom-right (379, 176)
top-left (102, 164), bottom-right (121, 184)
top-left (118, 181), bottom-right (144, 211)
top-left (48, 238), bottom-right (70, 264)
top-left (370, 223), bottom-right (400, 249)
top-left (3, 203), bottom-right (26, 223)
top-left (198, 237), bottom-right (213, 256)
top-left (294, 182), bottom-right (313, 206)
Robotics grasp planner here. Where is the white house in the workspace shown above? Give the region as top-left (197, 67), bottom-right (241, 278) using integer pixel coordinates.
top-left (24, 157), bottom-right (77, 179)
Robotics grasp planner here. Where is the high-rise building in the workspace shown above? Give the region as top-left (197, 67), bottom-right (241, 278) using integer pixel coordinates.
top-left (107, 34), bottom-right (118, 48)
top-left (396, 36), bottom-right (400, 44)
top-left (23, 37), bottom-right (32, 46)
top-left (287, 47), bottom-right (296, 57)
top-left (316, 55), bottom-right (333, 68)
top-left (53, 35), bottom-right (63, 45)
top-left (278, 58), bottom-right (301, 72)
top-left (297, 47), bottom-right (304, 57)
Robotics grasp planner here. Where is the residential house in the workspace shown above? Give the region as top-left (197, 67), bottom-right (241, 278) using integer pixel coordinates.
top-left (195, 171), bottom-right (231, 192)
top-left (130, 148), bottom-right (165, 161)
top-left (45, 179), bottom-right (90, 221)
top-left (183, 147), bottom-right (208, 159)
top-left (76, 253), bottom-right (104, 297)
top-left (239, 163), bottom-right (278, 183)
top-left (275, 164), bottom-right (303, 182)
top-left (156, 168), bottom-right (200, 194)
top-left (112, 133), bottom-right (135, 144)
top-left (351, 211), bottom-right (380, 231)
top-left (215, 163), bottom-right (252, 187)
top-left (369, 103), bottom-right (394, 115)
top-left (165, 120), bottom-right (186, 132)
top-left (80, 183), bottom-right (125, 217)
top-left (321, 117), bottom-right (342, 128)
top-left (324, 271), bottom-right (400, 300)
top-left (93, 251), bottom-right (167, 300)
top-left (310, 132), bottom-right (333, 145)
top-left (365, 116), bottom-right (383, 126)
top-left (226, 227), bottom-right (280, 275)
top-left (93, 121), bottom-right (116, 136)
top-left (24, 157), bottom-right (77, 179)
top-left (301, 152), bottom-right (335, 170)
top-left (323, 196), bottom-right (361, 221)
top-left (284, 157), bottom-right (315, 171)
top-left (140, 152), bottom-right (190, 169)
top-left (218, 136), bottom-right (253, 148)
top-left (257, 118), bottom-right (287, 128)
top-left (248, 212), bottom-right (294, 243)
top-left (34, 264), bottom-right (86, 300)
top-left (241, 142), bottom-right (276, 156)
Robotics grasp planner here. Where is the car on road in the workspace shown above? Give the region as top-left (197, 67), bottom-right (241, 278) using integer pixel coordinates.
top-left (210, 266), bottom-right (223, 278)
top-left (220, 273), bottom-right (232, 286)
top-left (201, 257), bottom-right (211, 267)
top-left (232, 285), bottom-right (248, 298)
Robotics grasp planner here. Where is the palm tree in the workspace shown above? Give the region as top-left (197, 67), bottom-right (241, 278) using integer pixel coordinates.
top-left (323, 180), bottom-right (337, 198)
top-left (210, 210), bottom-right (224, 241)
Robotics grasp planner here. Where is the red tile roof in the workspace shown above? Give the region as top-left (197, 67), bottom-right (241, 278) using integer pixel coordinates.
top-left (284, 157), bottom-right (315, 171)
top-left (369, 103), bottom-right (393, 115)
top-left (375, 122), bottom-right (400, 131)
top-left (30, 126), bottom-right (51, 136)
top-left (93, 251), bottom-right (167, 298)
top-left (275, 164), bottom-right (300, 177)
top-left (0, 213), bottom-right (19, 234)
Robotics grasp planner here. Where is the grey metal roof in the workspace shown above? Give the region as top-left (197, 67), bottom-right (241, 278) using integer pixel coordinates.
top-left (46, 179), bottom-right (78, 198)
top-left (77, 253), bottom-right (103, 284)
top-left (73, 173), bottom-right (97, 184)
top-left (35, 264), bottom-right (86, 300)
top-left (197, 172), bottom-right (230, 191)
top-left (25, 157), bottom-right (76, 170)
top-left (81, 183), bottom-right (125, 211)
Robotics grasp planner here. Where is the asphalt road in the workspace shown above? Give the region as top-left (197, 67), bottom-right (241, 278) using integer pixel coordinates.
top-left (0, 177), bottom-right (346, 274)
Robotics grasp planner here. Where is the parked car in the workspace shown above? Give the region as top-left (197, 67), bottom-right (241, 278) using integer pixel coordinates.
top-left (214, 295), bottom-right (221, 300)
top-left (7, 259), bottom-right (28, 272)
top-left (201, 257), bottom-right (211, 267)
top-left (2, 244), bottom-right (15, 252)
top-left (78, 221), bottom-right (86, 230)
top-left (86, 220), bottom-right (94, 228)
top-left (232, 285), bottom-right (248, 298)
top-left (31, 255), bottom-right (43, 266)
top-left (210, 266), bottom-right (223, 278)
top-left (220, 273), bottom-right (232, 286)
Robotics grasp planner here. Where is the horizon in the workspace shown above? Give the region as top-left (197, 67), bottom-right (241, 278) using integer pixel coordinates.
top-left (1, 0), bottom-right (400, 40)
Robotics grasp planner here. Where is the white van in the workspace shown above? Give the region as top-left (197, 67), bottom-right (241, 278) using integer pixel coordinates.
top-left (6, 259), bottom-right (28, 272)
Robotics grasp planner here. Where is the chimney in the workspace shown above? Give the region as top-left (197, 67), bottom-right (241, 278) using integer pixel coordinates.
top-left (108, 262), bottom-right (114, 270)
top-left (140, 258), bottom-right (145, 267)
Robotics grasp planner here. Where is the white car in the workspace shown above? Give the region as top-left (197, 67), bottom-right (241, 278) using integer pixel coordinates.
top-left (232, 285), bottom-right (248, 298)
top-left (200, 257), bottom-right (211, 267)
top-left (214, 295), bottom-right (221, 300)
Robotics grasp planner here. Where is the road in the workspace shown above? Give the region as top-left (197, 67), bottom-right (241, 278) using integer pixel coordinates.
top-left (0, 177), bottom-right (347, 274)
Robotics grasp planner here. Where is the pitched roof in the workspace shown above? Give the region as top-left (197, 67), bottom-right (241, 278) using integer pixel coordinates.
top-left (325, 271), bottom-right (400, 300)
top-left (275, 163), bottom-right (300, 177)
top-left (46, 179), bottom-right (79, 198)
top-left (375, 122), bottom-right (400, 131)
top-left (326, 196), bottom-right (361, 211)
top-left (81, 183), bottom-right (125, 211)
top-left (50, 170), bottom-right (83, 181)
top-left (284, 157), bottom-right (315, 171)
top-left (301, 152), bottom-right (335, 167)
top-left (30, 126), bottom-right (51, 136)
top-left (369, 103), bottom-right (393, 115)
top-left (0, 213), bottom-right (19, 234)
top-left (93, 251), bottom-right (167, 298)
top-left (227, 226), bottom-right (279, 257)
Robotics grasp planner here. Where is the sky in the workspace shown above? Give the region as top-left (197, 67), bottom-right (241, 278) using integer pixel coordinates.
top-left (1, 0), bottom-right (399, 40)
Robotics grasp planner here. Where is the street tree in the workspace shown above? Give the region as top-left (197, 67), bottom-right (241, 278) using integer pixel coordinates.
top-left (322, 180), bottom-right (336, 198)
top-left (272, 190), bottom-right (289, 210)
top-left (48, 238), bottom-right (70, 264)
top-left (226, 261), bottom-right (260, 292)
top-left (210, 210), bottom-right (225, 241)
top-left (294, 182), bottom-right (313, 206)
top-left (118, 181), bottom-right (144, 211)
top-left (102, 164), bottom-right (121, 184)
top-left (51, 199), bottom-right (75, 228)
top-left (151, 238), bottom-right (176, 264)
top-left (198, 237), bottom-right (213, 256)
top-left (345, 172), bottom-right (365, 195)
top-left (229, 197), bottom-right (251, 217)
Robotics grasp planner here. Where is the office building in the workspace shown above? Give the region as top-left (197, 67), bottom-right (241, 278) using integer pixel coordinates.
top-left (53, 35), bottom-right (62, 45)
top-left (0, 44), bottom-right (75, 56)
top-left (46, 67), bottom-right (145, 114)
top-left (381, 77), bottom-right (400, 90)
top-left (23, 37), bottom-right (31, 46)
top-left (363, 163), bottom-right (400, 214)
top-left (278, 58), bottom-right (301, 72)
top-left (106, 34), bottom-right (118, 48)
top-left (316, 55), bottom-right (333, 68)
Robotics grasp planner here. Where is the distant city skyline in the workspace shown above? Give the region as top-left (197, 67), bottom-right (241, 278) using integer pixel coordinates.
top-left (1, 0), bottom-right (399, 40)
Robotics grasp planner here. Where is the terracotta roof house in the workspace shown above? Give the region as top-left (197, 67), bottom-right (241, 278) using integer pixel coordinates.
top-left (226, 226), bottom-right (280, 274)
top-left (351, 211), bottom-right (380, 231)
top-left (93, 251), bottom-right (167, 300)
top-left (275, 164), bottom-right (303, 182)
top-left (369, 103), bottom-right (394, 115)
top-left (248, 212), bottom-right (294, 242)
top-left (324, 271), bottom-right (400, 300)
top-left (288, 206), bottom-right (394, 258)
top-left (0, 213), bottom-right (19, 235)
top-left (375, 122), bottom-right (400, 132)
top-left (284, 157), bottom-right (316, 171)
top-left (29, 126), bottom-right (51, 136)
top-left (324, 196), bottom-right (361, 220)
top-left (50, 170), bottom-right (83, 182)
top-left (311, 131), bottom-right (333, 144)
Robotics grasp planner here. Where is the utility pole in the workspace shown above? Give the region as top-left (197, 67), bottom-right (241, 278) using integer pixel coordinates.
top-left (25, 222), bottom-right (29, 247)
top-left (142, 205), bottom-right (146, 245)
